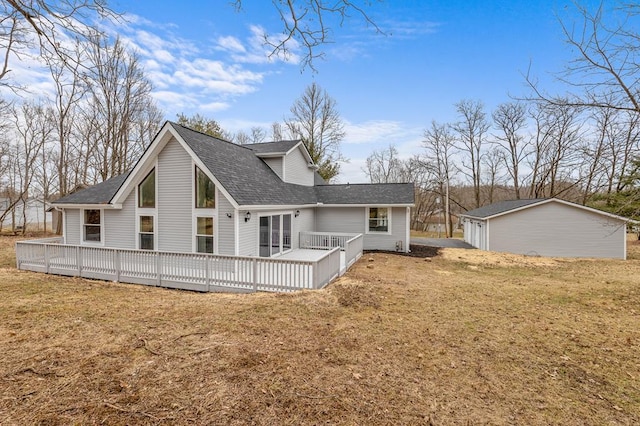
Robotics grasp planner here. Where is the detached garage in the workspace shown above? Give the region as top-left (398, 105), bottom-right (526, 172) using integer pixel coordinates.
top-left (461, 198), bottom-right (631, 260)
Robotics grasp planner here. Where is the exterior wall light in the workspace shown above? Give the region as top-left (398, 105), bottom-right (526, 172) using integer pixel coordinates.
top-left (244, 211), bottom-right (251, 222)
top-left (295, 210), bottom-right (300, 217)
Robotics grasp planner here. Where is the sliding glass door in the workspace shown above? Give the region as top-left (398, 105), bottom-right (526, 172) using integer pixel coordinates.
top-left (259, 213), bottom-right (292, 257)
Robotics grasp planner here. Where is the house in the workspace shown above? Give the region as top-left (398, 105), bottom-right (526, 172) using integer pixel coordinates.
top-left (460, 198), bottom-right (631, 259)
top-left (415, 208), bottom-right (460, 234)
top-left (17, 121), bottom-right (414, 292)
top-left (0, 197), bottom-right (52, 232)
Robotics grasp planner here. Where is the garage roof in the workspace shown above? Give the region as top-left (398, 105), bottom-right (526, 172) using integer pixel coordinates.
top-left (461, 198), bottom-right (634, 222)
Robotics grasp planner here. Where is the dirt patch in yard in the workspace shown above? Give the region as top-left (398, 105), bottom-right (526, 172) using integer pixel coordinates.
top-left (1, 236), bottom-right (640, 424)
top-left (440, 247), bottom-right (565, 268)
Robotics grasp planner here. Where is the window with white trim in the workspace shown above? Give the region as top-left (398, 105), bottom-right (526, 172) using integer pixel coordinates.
top-left (83, 209), bottom-right (102, 242)
top-left (368, 207), bottom-right (389, 233)
top-left (196, 216), bottom-right (214, 253)
top-left (139, 215), bottom-right (155, 250)
top-left (195, 166), bottom-right (215, 208)
top-left (138, 168), bottom-right (155, 208)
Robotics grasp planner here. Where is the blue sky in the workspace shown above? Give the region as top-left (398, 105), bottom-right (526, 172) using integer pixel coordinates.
top-left (13, 0), bottom-right (596, 182)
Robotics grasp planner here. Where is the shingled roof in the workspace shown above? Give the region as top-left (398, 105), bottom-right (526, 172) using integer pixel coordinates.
top-left (314, 183), bottom-right (414, 205)
top-left (244, 140), bottom-right (301, 155)
top-left (54, 172), bottom-right (131, 205)
top-left (53, 122), bottom-right (414, 207)
top-left (461, 199), bottom-right (547, 219)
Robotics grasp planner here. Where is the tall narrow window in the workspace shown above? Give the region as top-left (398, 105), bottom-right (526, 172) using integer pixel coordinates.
top-left (139, 216), bottom-right (154, 250)
top-left (368, 207), bottom-right (389, 232)
top-left (138, 169), bottom-right (155, 208)
top-left (195, 167), bottom-right (215, 208)
top-left (196, 217), bottom-right (214, 253)
top-left (83, 209), bottom-right (101, 242)
top-left (283, 214), bottom-right (291, 250)
top-left (271, 215), bottom-right (280, 256)
top-left (259, 216), bottom-right (270, 257)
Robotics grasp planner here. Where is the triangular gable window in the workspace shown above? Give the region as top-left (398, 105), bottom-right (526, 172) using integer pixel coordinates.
top-left (138, 169), bottom-right (155, 208)
top-left (195, 166), bottom-right (215, 208)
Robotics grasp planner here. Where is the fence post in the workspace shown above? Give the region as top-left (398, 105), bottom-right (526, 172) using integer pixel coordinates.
top-left (114, 250), bottom-right (121, 282)
top-left (252, 258), bottom-right (258, 292)
top-left (313, 260), bottom-right (319, 289)
top-left (156, 252), bottom-right (162, 287)
top-left (77, 246), bottom-right (83, 276)
top-left (44, 244), bottom-right (50, 274)
top-left (205, 256), bottom-right (211, 292)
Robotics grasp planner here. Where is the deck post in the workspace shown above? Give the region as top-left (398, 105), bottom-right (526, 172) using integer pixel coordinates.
top-left (313, 261), bottom-right (319, 289)
top-left (44, 244), bottom-right (50, 274)
top-left (114, 249), bottom-right (121, 282)
top-left (156, 252), bottom-right (162, 287)
top-left (252, 258), bottom-right (258, 292)
top-left (77, 246), bottom-right (83, 276)
top-left (205, 256), bottom-right (211, 292)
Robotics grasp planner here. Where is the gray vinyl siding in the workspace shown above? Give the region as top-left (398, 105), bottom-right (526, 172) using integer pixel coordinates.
top-left (238, 209), bottom-right (258, 256)
top-left (263, 157), bottom-right (283, 180)
top-left (104, 193), bottom-right (135, 249)
top-left (65, 209), bottom-right (80, 245)
top-left (316, 207), bottom-right (408, 251)
top-left (284, 147), bottom-right (314, 186)
top-left (157, 138), bottom-right (192, 253)
top-left (217, 190), bottom-right (235, 255)
top-left (293, 208), bottom-right (315, 248)
top-left (487, 202), bottom-right (626, 259)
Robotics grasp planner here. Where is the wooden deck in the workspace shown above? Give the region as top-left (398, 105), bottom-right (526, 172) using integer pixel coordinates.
top-left (279, 249), bottom-right (347, 273)
top-left (16, 233), bottom-right (363, 293)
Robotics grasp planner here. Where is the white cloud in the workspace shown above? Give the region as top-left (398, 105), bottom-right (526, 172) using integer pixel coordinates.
top-left (219, 118), bottom-right (273, 133)
top-left (334, 157), bottom-right (369, 184)
top-left (223, 25), bottom-right (301, 65)
top-left (381, 19), bottom-right (441, 38)
top-left (217, 36), bottom-right (246, 53)
top-left (344, 120), bottom-right (411, 144)
top-left (199, 101), bottom-right (230, 112)
top-left (1, 10), bottom-right (300, 119)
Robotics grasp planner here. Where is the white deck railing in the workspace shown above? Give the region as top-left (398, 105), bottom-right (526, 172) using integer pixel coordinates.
top-left (300, 231), bottom-right (363, 271)
top-left (15, 236), bottom-right (357, 293)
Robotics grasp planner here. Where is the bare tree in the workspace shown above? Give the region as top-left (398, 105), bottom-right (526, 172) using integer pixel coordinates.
top-left (285, 82), bottom-right (346, 181)
top-left (4, 101), bottom-right (51, 233)
top-left (363, 144), bottom-right (404, 183)
top-left (527, 101), bottom-right (583, 198)
top-left (451, 99), bottom-right (489, 208)
top-left (577, 107), bottom-right (615, 205)
top-left (482, 147), bottom-right (504, 204)
top-left (232, 0), bottom-right (381, 70)
top-left (83, 33), bottom-right (156, 180)
top-left (47, 41), bottom-right (85, 198)
top-left (250, 126), bottom-right (267, 144)
top-left (527, 3), bottom-right (640, 114)
top-left (423, 121), bottom-right (456, 237)
top-left (492, 101), bottom-right (528, 199)
top-left (270, 122), bottom-right (287, 141)
top-left (0, 0), bottom-right (119, 89)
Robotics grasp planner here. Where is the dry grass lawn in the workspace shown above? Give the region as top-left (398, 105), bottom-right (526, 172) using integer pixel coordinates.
top-left (1, 235), bottom-right (640, 424)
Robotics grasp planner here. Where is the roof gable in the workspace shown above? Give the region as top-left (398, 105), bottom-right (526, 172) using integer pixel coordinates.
top-left (462, 199), bottom-right (546, 219)
top-left (245, 139), bottom-right (314, 165)
top-left (52, 121), bottom-right (416, 208)
top-left (461, 198), bottom-right (632, 222)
